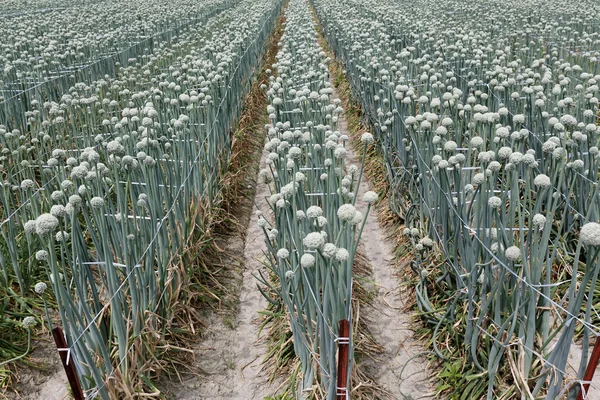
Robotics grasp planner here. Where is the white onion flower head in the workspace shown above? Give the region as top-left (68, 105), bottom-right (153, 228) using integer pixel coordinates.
top-left (334, 147), bottom-right (347, 159)
top-left (276, 199), bottom-right (286, 209)
top-left (285, 270), bottom-right (294, 279)
top-left (90, 197), bottom-right (105, 209)
top-left (505, 246), bottom-right (522, 262)
top-left (277, 248), bottom-right (290, 259)
top-left (22, 316), bottom-right (36, 329)
top-left (307, 206), bottom-right (323, 219)
top-left (301, 253), bottom-right (316, 268)
top-left (470, 136), bottom-right (484, 148)
top-left (303, 232), bottom-right (325, 249)
top-left (351, 211), bottom-right (363, 225)
top-left (533, 214), bottom-right (546, 229)
top-left (335, 248), bottom-right (350, 262)
top-left (472, 173), bottom-right (485, 185)
top-left (317, 216), bottom-right (328, 227)
top-left (34, 282), bottom-right (47, 294)
top-left (488, 196), bottom-right (502, 209)
top-left (288, 146), bottom-right (302, 159)
top-left (421, 237), bottom-right (434, 248)
top-left (35, 250), bottom-right (49, 261)
top-left (268, 229), bottom-right (278, 241)
top-left (444, 141), bottom-right (457, 152)
top-left (364, 191), bottom-right (378, 204)
top-left (581, 223), bottom-right (600, 246)
top-left (322, 243), bottom-right (337, 258)
top-left (534, 174), bottom-right (551, 189)
top-left (337, 204), bottom-right (357, 222)
top-left (24, 220), bottom-right (37, 234)
top-left (361, 132), bottom-right (374, 144)
top-left (35, 214), bottom-right (59, 236)
top-left (258, 217), bottom-right (267, 228)
top-left (20, 179), bottom-right (35, 190)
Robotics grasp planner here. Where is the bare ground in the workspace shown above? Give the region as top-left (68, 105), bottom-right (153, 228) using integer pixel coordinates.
top-left (3, 338), bottom-right (67, 400)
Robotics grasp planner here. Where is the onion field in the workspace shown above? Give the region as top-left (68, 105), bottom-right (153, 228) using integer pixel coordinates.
top-left (1, 0), bottom-right (599, 399)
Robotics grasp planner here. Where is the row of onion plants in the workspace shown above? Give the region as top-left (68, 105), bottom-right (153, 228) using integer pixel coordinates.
top-left (258, 0), bottom-right (377, 398)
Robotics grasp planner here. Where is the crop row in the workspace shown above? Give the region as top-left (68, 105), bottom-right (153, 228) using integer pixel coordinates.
top-left (258, 0), bottom-right (376, 398)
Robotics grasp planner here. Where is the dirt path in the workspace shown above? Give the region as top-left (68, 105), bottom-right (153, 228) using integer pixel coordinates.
top-left (332, 85), bottom-right (434, 399)
top-left (3, 339), bottom-right (68, 400)
top-left (163, 8), bottom-right (284, 397)
top-left (171, 143), bottom-right (278, 400)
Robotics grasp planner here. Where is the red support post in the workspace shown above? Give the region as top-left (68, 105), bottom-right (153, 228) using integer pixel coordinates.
top-left (578, 337), bottom-right (600, 400)
top-left (52, 327), bottom-right (85, 400)
top-left (336, 319), bottom-right (350, 400)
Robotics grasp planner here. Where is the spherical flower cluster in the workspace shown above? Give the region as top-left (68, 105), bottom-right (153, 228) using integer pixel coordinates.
top-left (268, 229), bottom-right (278, 241)
top-left (334, 147), bottom-right (347, 159)
top-left (90, 197), bottom-right (105, 209)
top-left (317, 216), bottom-right (328, 227)
top-left (470, 136), bottom-right (484, 148)
top-left (20, 179), bottom-right (35, 190)
top-left (444, 141), bottom-right (457, 152)
top-left (34, 282), bottom-right (47, 294)
top-left (303, 232), bottom-right (325, 249)
top-left (581, 222), bottom-right (600, 246)
top-left (322, 243), bottom-right (337, 258)
top-left (363, 191), bottom-right (378, 204)
top-left (361, 132), bottom-right (374, 144)
top-left (35, 214), bottom-right (59, 236)
top-left (532, 214), bottom-right (547, 229)
top-left (258, 217), bottom-right (267, 228)
top-left (533, 174), bottom-right (551, 189)
top-left (35, 250), bottom-right (49, 261)
top-left (335, 248), bottom-right (350, 261)
top-left (505, 246), bottom-right (522, 262)
top-left (488, 196), bottom-right (502, 209)
top-left (277, 248), bottom-right (290, 259)
top-left (22, 316), bottom-right (37, 329)
top-left (351, 211), bottom-right (363, 225)
top-left (296, 210), bottom-right (306, 220)
top-left (55, 231), bottom-right (70, 242)
top-left (301, 253), bottom-right (316, 268)
top-left (472, 173), bottom-right (485, 185)
top-left (337, 204), bottom-right (357, 222)
top-left (24, 220), bottom-right (37, 234)
top-left (421, 237), bottom-right (434, 248)
top-left (307, 206), bottom-right (323, 219)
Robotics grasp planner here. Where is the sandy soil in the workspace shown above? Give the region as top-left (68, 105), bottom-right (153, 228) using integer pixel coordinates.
top-left (333, 85), bottom-right (434, 400)
top-left (3, 338), bottom-right (68, 400)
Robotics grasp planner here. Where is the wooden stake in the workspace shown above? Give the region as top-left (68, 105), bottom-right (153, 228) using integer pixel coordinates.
top-left (578, 336), bottom-right (600, 400)
top-left (336, 319), bottom-right (350, 400)
top-left (52, 327), bottom-right (85, 400)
